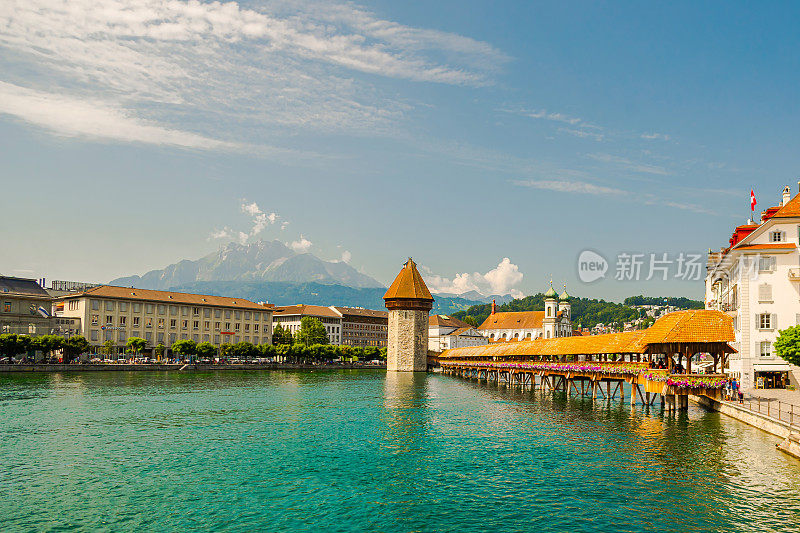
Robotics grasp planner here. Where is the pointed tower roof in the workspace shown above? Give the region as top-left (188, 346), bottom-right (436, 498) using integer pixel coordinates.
top-left (384, 258), bottom-right (433, 300)
top-left (544, 280), bottom-right (558, 299)
top-left (384, 258), bottom-right (434, 312)
top-left (559, 284), bottom-right (570, 302)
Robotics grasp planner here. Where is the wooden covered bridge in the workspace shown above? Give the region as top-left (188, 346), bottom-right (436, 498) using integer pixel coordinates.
top-left (433, 310), bottom-right (736, 411)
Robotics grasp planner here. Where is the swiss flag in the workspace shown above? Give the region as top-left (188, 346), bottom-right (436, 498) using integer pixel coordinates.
top-left (750, 189), bottom-right (757, 211)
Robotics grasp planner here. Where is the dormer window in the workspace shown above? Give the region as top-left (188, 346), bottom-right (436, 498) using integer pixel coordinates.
top-left (770, 231), bottom-right (784, 242)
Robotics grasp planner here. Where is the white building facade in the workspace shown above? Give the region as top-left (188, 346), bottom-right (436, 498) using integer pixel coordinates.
top-left (706, 184), bottom-right (800, 389)
top-left (428, 315), bottom-right (488, 352)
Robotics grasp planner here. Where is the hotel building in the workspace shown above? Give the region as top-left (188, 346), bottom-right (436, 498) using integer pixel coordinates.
top-left (272, 305), bottom-right (343, 345)
top-left (706, 184), bottom-right (800, 389)
top-left (57, 286), bottom-right (274, 355)
top-left (0, 276), bottom-right (55, 336)
top-left (429, 315), bottom-right (488, 352)
top-left (333, 307), bottom-right (388, 348)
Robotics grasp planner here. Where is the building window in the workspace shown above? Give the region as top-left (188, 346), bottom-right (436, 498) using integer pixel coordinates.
top-left (215, 309), bottom-right (221, 318)
top-left (133, 317), bottom-right (140, 327)
top-left (215, 322), bottom-right (221, 330)
top-left (119, 316), bottom-right (126, 326)
top-left (760, 341), bottom-right (772, 358)
top-left (182, 320), bottom-right (188, 329)
top-left (244, 323), bottom-right (250, 332)
top-left (133, 303), bottom-right (141, 313)
top-left (225, 322), bottom-right (231, 331)
top-left (170, 305), bottom-right (178, 315)
top-left (758, 256), bottom-right (776, 272)
top-left (254, 324), bottom-right (259, 332)
top-left (254, 312), bottom-right (261, 321)
top-left (91, 314), bottom-right (99, 326)
top-left (192, 307), bottom-right (200, 316)
top-left (204, 321), bottom-right (210, 330)
top-left (758, 313), bottom-right (773, 330)
top-left (214, 335), bottom-right (220, 344)
top-left (91, 299), bottom-right (100, 311)
top-left (235, 323), bottom-right (240, 331)
top-left (145, 318), bottom-right (153, 328)
top-left (106, 315), bottom-right (113, 325)
top-left (158, 305), bottom-right (166, 315)
top-left (158, 318), bottom-right (165, 329)
top-left (770, 231), bottom-right (783, 242)
top-left (146, 304), bottom-right (154, 314)
top-left (170, 319), bottom-right (177, 328)
top-left (193, 321), bottom-right (199, 330)
top-left (119, 302), bottom-right (127, 312)
top-left (91, 330), bottom-right (99, 341)
top-left (204, 308), bottom-right (211, 318)
top-left (182, 307), bottom-right (189, 316)
top-left (758, 284), bottom-right (773, 302)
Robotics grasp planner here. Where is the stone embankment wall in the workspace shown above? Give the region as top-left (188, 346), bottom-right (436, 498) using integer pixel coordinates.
top-left (692, 394), bottom-right (800, 459)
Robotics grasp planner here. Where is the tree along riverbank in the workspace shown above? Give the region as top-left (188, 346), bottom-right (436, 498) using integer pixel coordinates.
top-left (0, 362), bottom-right (386, 373)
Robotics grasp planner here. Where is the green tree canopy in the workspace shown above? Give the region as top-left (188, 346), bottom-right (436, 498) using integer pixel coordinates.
top-left (271, 324), bottom-right (293, 345)
top-left (172, 339), bottom-right (197, 358)
top-left (195, 342), bottom-right (218, 359)
top-left (64, 336), bottom-right (90, 362)
top-left (775, 326), bottom-right (800, 367)
top-left (126, 337), bottom-right (147, 355)
top-left (294, 317), bottom-right (329, 346)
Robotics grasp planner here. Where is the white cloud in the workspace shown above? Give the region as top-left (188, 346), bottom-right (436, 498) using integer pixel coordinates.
top-left (424, 258), bottom-right (525, 298)
top-left (288, 235), bottom-right (313, 253)
top-left (513, 179), bottom-right (627, 196)
top-left (240, 201), bottom-right (278, 240)
top-left (280, 222), bottom-right (289, 231)
top-left (588, 153), bottom-right (669, 175)
top-left (0, 0), bottom-right (506, 148)
top-left (0, 81), bottom-right (240, 150)
top-left (641, 132), bottom-right (670, 141)
top-left (340, 250), bottom-right (352, 263)
top-left (209, 227), bottom-right (233, 240)
top-left (558, 127), bottom-right (604, 142)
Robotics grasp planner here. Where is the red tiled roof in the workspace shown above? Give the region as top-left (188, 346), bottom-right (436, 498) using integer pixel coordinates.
top-left (772, 192), bottom-right (800, 218)
top-left (60, 285), bottom-right (272, 310)
top-left (273, 304), bottom-right (341, 318)
top-left (333, 307), bottom-right (388, 318)
top-left (429, 315), bottom-right (471, 328)
top-left (733, 243), bottom-right (796, 251)
top-left (477, 311), bottom-right (544, 331)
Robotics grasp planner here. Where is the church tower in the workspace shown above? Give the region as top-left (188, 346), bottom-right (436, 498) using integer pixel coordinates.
top-left (384, 258), bottom-right (434, 372)
top-left (559, 285), bottom-right (572, 337)
top-left (543, 281), bottom-right (558, 339)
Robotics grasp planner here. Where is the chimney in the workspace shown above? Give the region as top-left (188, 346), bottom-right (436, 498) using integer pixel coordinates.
top-left (782, 185), bottom-right (791, 206)
top-left (491, 299), bottom-right (496, 315)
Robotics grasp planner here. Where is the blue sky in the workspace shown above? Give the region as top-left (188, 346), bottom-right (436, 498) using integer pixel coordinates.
top-left (1, 0), bottom-right (799, 301)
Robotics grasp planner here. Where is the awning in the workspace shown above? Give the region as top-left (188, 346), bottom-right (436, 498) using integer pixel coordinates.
top-left (753, 363), bottom-right (793, 372)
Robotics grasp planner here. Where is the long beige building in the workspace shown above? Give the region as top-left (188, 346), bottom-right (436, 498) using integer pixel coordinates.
top-left (57, 286), bottom-right (274, 355)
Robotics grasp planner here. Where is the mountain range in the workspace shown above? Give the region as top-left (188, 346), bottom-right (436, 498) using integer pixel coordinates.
top-left (110, 240), bottom-right (384, 290)
top-left (109, 239), bottom-right (515, 313)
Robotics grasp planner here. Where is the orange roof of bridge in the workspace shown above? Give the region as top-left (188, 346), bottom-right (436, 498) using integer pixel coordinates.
top-left (440, 310), bottom-right (734, 359)
top-left (639, 309), bottom-right (735, 344)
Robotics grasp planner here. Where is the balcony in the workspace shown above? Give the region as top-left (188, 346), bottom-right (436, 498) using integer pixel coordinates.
top-left (789, 268), bottom-right (800, 281)
top-left (720, 302), bottom-right (738, 313)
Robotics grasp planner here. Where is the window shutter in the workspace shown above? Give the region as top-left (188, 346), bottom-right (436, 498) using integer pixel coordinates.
top-left (796, 313), bottom-right (800, 326)
top-left (772, 314), bottom-right (778, 330)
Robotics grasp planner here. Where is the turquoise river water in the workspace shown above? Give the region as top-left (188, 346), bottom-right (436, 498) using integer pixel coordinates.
top-left (1, 370), bottom-right (799, 532)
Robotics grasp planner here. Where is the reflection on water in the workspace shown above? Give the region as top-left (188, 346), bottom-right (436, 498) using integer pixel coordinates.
top-left (0, 370), bottom-right (799, 532)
